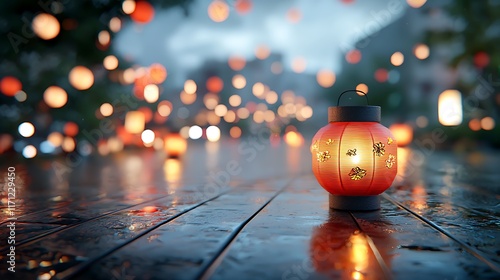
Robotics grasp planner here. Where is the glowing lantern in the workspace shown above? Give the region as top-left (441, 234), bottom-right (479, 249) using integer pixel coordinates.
top-left (43, 86), bottom-right (67, 108)
top-left (208, 0), bottom-right (229, 23)
top-left (164, 133), bottom-right (187, 158)
top-left (311, 90), bottom-right (397, 211)
top-left (438, 89), bottom-right (462, 126)
top-left (130, 1), bottom-right (155, 24)
top-left (69, 66), bottom-right (94, 90)
top-left (389, 123), bottom-right (413, 147)
top-left (148, 63), bottom-right (167, 84)
top-left (0, 76), bottom-right (22, 96)
top-left (32, 13), bottom-right (60, 40)
top-left (125, 111), bottom-right (145, 134)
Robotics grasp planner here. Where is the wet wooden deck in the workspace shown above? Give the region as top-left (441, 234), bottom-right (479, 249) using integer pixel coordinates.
top-left (1, 141), bottom-right (499, 279)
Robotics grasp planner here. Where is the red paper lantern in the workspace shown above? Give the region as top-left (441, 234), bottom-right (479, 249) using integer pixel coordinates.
top-left (311, 90), bottom-right (397, 210)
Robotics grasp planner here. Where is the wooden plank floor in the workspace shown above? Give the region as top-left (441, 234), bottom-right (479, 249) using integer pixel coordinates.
top-left (0, 142), bottom-right (499, 279)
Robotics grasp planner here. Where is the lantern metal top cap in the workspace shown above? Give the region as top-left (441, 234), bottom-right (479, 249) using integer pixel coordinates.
top-left (328, 106), bottom-right (381, 122)
top-left (329, 89), bottom-right (381, 122)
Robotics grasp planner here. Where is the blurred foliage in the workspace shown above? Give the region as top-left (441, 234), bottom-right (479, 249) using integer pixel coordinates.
top-left (0, 0), bottom-right (192, 135)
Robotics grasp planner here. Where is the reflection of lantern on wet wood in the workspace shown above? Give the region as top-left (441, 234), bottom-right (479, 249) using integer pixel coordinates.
top-left (311, 90), bottom-right (397, 211)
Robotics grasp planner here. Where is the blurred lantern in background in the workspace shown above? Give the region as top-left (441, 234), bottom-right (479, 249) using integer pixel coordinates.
top-left (311, 90), bottom-right (397, 211)
top-left (389, 123), bottom-right (413, 147)
top-left (125, 111), bottom-right (146, 134)
top-left (164, 133), bottom-right (187, 158)
top-left (438, 89), bottom-right (463, 126)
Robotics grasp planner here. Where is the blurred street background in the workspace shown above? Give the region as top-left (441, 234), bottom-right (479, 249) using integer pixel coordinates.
top-left (0, 0), bottom-right (499, 158)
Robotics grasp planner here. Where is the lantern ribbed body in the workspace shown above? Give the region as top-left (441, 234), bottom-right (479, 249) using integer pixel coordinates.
top-left (311, 122), bottom-right (397, 196)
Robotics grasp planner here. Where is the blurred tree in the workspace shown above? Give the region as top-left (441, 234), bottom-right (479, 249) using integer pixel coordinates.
top-left (0, 0), bottom-right (191, 149)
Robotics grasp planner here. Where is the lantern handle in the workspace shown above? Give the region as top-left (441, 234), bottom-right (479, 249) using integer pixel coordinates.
top-left (337, 90), bottom-right (369, 106)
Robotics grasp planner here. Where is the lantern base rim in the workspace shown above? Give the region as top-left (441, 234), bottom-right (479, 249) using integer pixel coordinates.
top-left (329, 195), bottom-right (380, 211)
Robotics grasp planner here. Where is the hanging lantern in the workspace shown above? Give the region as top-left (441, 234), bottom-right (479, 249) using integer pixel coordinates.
top-left (311, 90), bottom-right (397, 211)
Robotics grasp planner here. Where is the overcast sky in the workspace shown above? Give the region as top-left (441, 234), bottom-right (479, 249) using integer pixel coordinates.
top-left (115, 0), bottom-right (406, 86)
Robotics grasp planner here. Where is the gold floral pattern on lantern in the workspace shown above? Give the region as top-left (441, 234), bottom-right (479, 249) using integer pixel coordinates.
top-left (311, 140), bottom-right (319, 151)
top-left (348, 166), bottom-right (366, 180)
top-left (325, 139), bottom-right (333, 145)
top-left (385, 154), bottom-right (396, 169)
top-left (373, 142), bottom-right (385, 157)
top-left (316, 151), bottom-right (331, 162)
top-left (387, 137), bottom-right (393, 145)
top-left (346, 149), bottom-right (357, 156)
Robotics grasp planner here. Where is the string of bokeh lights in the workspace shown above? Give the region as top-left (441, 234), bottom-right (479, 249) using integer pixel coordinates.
top-left (0, 0), bottom-right (496, 159)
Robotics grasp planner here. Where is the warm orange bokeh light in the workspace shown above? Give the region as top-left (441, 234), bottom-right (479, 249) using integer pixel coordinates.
top-left (228, 56), bottom-right (246, 71)
top-left (235, 0), bottom-right (252, 14)
top-left (206, 76), bottom-right (224, 93)
top-left (413, 44), bottom-right (429, 60)
top-left (284, 131), bottom-right (304, 147)
top-left (149, 63), bottom-right (167, 84)
top-left (180, 91), bottom-right (196, 105)
top-left (255, 45), bottom-right (270, 60)
top-left (390, 52), bottom-right (404, 66)
top-left (125, 111), bottom-right (146, 134)
top-left (229, 126), bottom-right (242, 138)
top-left (69, 66), bottom-right (94, 90)
top-left (0, 76), bottom-right (22, 96)
top-left (184, 79), bottom-right (197, 94)
top-left (208, 0), bottom-right (229, 23)
top-left (346, 49), bottom-right (361, 64)
top-left (232, 74), bottom-right (246, 89)
top-left (312, 122), bottom-right (397, 196)
top-left (164, 133), bottom-right (188, 158)
top-left (356, 83), bottom-right (368, 94)
top-left (103, 55), bottom-right (119, 70)
top-left (389, 123), bottom-right (413, 147)
top-left (291, 57), bottom-right (307, 73)
top-left (374, 68), bottom-right (388, 82)
top-left (316, 70), bottom-right (336, 88)
top-left (64, 122), bottom-right (79, 137)
top-left (287, 8), bottom-right (302, 23)
top-left (130, 1), bottom-right (155, 24)
top-left (32, 13), bottom-right (60, 40)
top-left (406, 0), bottom-right (427, 8)
top-left (43, 86), bottom-right (68, 108)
